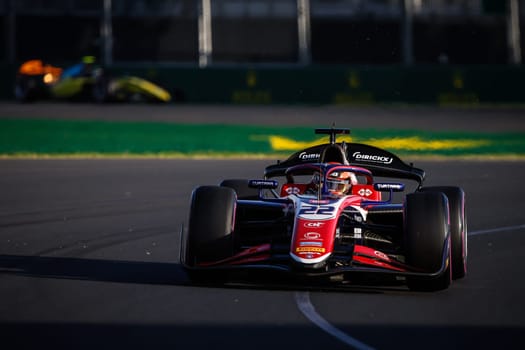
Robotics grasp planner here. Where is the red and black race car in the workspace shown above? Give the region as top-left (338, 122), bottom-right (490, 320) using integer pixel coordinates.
top-left (180, 128), bottom-right (467, 291)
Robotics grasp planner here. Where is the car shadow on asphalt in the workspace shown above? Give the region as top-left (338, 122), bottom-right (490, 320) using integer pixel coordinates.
top-left (0, 255), bottom-right (414, 294)
top-left (0, 254), bottom-right (188, 286)
top-left (0, 253), bottom-right (407, 294)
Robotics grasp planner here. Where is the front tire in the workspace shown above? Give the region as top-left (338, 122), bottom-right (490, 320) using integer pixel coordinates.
top-left (404, 191), bottom-right (451, 291)
top-left (185, 186), bottom-right (236, 266)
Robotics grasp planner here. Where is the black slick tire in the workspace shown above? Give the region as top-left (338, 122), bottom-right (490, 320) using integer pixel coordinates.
top-left (404, 191), bottom-right (451, 291)
top-left (185, 186), bottom-right (236, 266)
top-left (420, 186), bottom-right (467, 279)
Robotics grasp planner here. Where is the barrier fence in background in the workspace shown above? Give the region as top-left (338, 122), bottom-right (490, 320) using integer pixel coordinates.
top-left (1, 0), bottom-right (522, 66)
top-left (3, 63), bottom-right (523, 105)
top-left (1, 0), bottom-right (523, 105)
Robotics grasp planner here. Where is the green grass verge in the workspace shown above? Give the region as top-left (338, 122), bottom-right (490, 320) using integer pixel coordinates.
top-left (0, 118), bottom-right (524, 159)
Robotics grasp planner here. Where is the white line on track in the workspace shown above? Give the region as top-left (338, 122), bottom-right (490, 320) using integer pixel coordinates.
top-left (469, 224), bottom-right (525, 236)
top-left (295, 291), bottom-right (376, 350)
top-left (295, 224), bottom-right (525, 349)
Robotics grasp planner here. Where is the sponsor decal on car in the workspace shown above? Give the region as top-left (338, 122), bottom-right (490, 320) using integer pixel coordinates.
top-left (299, 152), bottom-right (320, 161)
top-left (249, 179), bottom-right (278, 188)
top-left (299, 241), bottom-right (323, 246)
top-left (374, 183), bottom-right (405, 191)
top-left (285, 186), bottom-right (302, 194)
top-left (303, 231), bottom-right (322, 239)
top-left (374, 250), bottom-right (390, 261)
top-left (296, 247), bottom-right (326, 253)
top-left (358, 188), bottom-right (374, 197)
top-left (303, 222), bottom-right (324, 229)
top-left (308, 199), bottom-right (330, 204)
top-left (352, 151), bottom-right (393, 165)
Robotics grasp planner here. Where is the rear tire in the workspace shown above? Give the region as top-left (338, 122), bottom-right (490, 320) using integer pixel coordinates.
top-left (421, 186), bottom-right (467, 279)
top-left (404, 191), bottom-right (451, 291)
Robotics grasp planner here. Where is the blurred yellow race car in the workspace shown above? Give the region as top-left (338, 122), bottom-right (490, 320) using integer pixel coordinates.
top-left (14, 57), bottom-right (172, 103)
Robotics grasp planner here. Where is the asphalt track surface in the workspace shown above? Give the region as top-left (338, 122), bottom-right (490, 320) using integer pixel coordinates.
top-left (0, 103), bottom-right (524, 349)
top-left (1, 101), bottom-right (525, 131)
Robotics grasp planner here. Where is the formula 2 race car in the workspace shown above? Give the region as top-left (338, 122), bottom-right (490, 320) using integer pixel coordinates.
top-left (180, 128), bottom-right (467, 291)
top-left (14, 58), bottom-right (172, 103)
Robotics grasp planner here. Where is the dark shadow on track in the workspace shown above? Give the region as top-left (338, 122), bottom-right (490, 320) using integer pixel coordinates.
top-left (0, 322), bottom-right (521, 350)
top-left (0, 254), bottom-right (404, 294)
top-left (1, 255), bottom-right (522, 349)
top-left (0, 254), bottom-right (187, 286)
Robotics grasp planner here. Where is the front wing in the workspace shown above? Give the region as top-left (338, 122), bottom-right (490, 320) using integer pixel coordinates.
top-left (179, 225), bottom-right (451, 284)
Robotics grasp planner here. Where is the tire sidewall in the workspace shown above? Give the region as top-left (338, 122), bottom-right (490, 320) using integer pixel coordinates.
top-left (404, 191), bottom-right (451, 291)
top-left (186, 186), bottom-right (236, 266)
top-left (420, 186), bottom-right (467, 279)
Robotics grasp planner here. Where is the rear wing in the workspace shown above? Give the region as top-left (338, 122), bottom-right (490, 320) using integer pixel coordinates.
top-left (265, 142), bottom-right (425, 185)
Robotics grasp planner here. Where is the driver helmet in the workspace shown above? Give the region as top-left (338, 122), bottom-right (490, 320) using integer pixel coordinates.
top-left (326, 170), bottom-right (357, 196)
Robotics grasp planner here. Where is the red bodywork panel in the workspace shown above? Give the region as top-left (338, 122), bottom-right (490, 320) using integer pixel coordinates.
top-left (289, 196), bottom-right (360, 264)
top-left (195, 193), bottom-right (410, 273)
top-left (195, 242), bottom-right (410, 273)
top-left (351, 184), bottom-right (381, 201)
